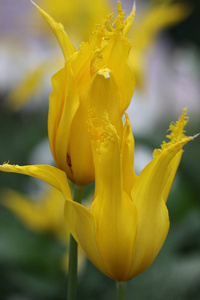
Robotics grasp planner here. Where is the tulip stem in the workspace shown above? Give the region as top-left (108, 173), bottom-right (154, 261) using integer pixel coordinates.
top-left (116, 282), bottom-right (126, 300)
top-left (67, 185), bottom-right (84, 300)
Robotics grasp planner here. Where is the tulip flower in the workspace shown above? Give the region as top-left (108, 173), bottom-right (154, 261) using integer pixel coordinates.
top-left (31, 1), bottom-right (135, 186)
top-left (6, 0), bottom-right (189, 110)
top-left (37, 0), bottom-right (112, 42)
top-left (128, 1), bottom-right (189, 88)
top-left (0, 109), bottom-right (195, 282)
top-left (2, 187), bottom-right (66, 236)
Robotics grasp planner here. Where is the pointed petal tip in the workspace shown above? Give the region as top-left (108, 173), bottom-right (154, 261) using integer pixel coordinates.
top-left (30, 0), bottom-right (38, 9)
top-left (192, 133), bottom-right (200, 140)
top-left (132, 1), bottom-right (136, 14)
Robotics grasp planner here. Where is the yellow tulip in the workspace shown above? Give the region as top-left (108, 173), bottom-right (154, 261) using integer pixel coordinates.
top-left (0, 109), bottom-right (195, 281)
top-left (32, 1), bottom-right (135, 186)
top-left (7, 0), bottom-right (189, 109)
top-left (2, 187), bottom-right (66, 237)
top-left (38, 0), bottom-right (112, 42)
top-left (1, 186), bottom-right (86, 273)
top-left (128, 1), bottom-right (190, 89)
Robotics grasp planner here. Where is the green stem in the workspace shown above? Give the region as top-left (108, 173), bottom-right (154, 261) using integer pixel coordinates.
top-left (116, 282), bottom-right (126, 300)
top-left (67, 185), bottom-right (84, 300)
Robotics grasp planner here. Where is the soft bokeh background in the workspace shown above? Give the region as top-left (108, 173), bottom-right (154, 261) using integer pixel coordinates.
top-left (0, 0), bottom-right (200, 299)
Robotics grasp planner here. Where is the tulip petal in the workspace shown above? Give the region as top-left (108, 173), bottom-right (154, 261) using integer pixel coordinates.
top-left (31, 1), bottom-right (76, 61)
top-left (0, 163), bottom-right (72, 200)
top-left (64, 200), bottom-right (110, 277)
top-left (71, 44), bottom-right (94, 89)
top-left (127, 111), bottom-right (193, 279)
top-left (67, 69), bottom-right (123, 185)
top-left (48, 63), bottom-right (80, 181)
top-left (87, 69), bottom-right (122, 132)
top-left (123, 2), bottom-right (136, 37)
top-left (121, 113), bottom-right (138, 197)
top-left (89, 116), bottom-right (137, 281)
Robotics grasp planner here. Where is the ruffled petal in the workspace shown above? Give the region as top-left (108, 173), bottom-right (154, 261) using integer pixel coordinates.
top-left (89, 116), bottom-right (137, 281)
top-left (123, 3), bottom-right (136, 37)
top-left (0, 164), bottom-right (72, 200)
top-left (153, 109), bottom-right (190, 202)
top-left (31, 1), bottom-right (76, 61)
top-left (127, 111), bottom-right (194, 279)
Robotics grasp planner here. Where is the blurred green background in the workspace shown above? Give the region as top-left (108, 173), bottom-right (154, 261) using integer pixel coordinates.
top-left (0, 0), bottom-right (200, 299)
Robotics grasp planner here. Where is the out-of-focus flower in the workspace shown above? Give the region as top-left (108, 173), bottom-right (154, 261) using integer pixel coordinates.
top-left (36, 0), bottom-right (112, 43)
top-left (128, 0), bottom-right (190, 89)
top-left (34, 1), bottom-right (135, 186)
top-left (127, 42), bottom-right (200, 136)
top-left (5, 0), bottom-right (112, 110)
top-left (1, 186), bottom-right (85, 272)
top-left (6, 0), bottom-right (189, 110)
top-left (0, 109), bottom-right (195, 281)
top-left (2, 187), bottom-right (66, 236)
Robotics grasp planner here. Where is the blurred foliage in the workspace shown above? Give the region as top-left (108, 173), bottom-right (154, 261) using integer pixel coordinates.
top-left (167, 0), bottom-right (200, 48)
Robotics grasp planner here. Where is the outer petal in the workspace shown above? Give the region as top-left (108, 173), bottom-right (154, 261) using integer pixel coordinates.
top-left (89, 116), bottom-right (137, 281)
top-left (31, 1), bottom-right (76, 61)
top-left (64, 200), bottom-right (110, 277)
top-left (67, 69), bottom-right (123, 185)
top-left (153, 109), bottom-right (191, 203)
top-left (48, 63), bottom-right (80, 181)
top-left (123, 3), bottom-right (136, 37)
top-left (0, 164), bottom-right (72, 200)
top-left (121, 113), bottom-right (138, 197)
top-left (127, 112), bottom-right (193, 279)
